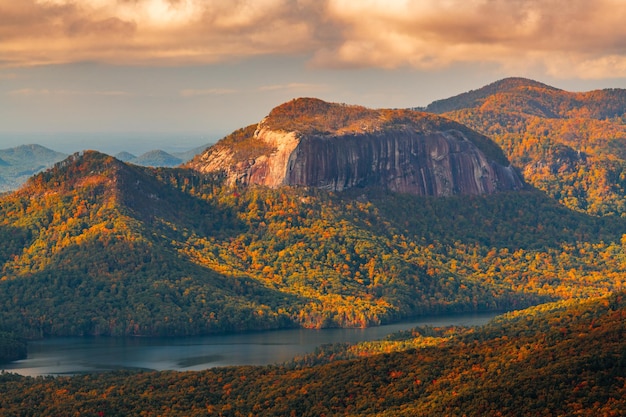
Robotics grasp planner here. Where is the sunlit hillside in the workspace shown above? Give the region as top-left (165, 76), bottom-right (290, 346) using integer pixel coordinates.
top-left (1, 150), bottom-right (625, 340)
top-left (427, 78), bottom-right (626, 216)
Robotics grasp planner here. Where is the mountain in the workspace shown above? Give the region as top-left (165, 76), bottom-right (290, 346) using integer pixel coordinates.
top-left (0, 151), bottom-right (298, 337)
top-left (0, 144), bottom-right (67, 192)
top-left (2, 91), bottom-right (626, 416)
top-left (1, 292), bottom-right (624, 416)
top-left (114, 145), bottom-right (210, 167)
top-left (425, 77), bottom-right (626, 216)
top-left (172, 143), bottom-right (211, 162)
top-left (1, 145), bottom-right (625, 338)
top-left (132, 149), bottom-right (182, 167)
top-left (113, 151), bottom-right (137, 162)
top-left (186, 98), bottom-right (523, 196)
top-left (425, 77), bottom-right (561, 114)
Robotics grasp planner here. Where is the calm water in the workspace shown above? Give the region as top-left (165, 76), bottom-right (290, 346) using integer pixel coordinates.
top-left (2, 312), bottom-right (498, 376)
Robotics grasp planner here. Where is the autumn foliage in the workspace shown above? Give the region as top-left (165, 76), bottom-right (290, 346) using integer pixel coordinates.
top-left (0, 151), bottom-right (625, 340)
top-left (1, 293), bottom-right (624, 416)
top-left (428, 77), bottom-right (626, 216)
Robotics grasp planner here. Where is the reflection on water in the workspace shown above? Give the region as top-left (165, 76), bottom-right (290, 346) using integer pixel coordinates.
top-left (2, 312), bottom-right (498, 376)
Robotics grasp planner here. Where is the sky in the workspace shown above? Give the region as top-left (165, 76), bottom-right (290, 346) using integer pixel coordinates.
top-left (2, 0), bottom-right (626, 154)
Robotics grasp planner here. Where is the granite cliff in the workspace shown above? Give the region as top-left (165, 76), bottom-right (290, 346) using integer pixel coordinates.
top-left (186, 98), bottom-right (523, 196)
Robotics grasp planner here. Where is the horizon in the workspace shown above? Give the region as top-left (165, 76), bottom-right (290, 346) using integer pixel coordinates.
top-left (0, 131), bottom-right (218, 155)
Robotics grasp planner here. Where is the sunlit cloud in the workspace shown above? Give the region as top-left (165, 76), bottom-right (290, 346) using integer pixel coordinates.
top-left (315, 0), bottom-right (626, 78)
top-left (3, 0), bottom-right (626, 78)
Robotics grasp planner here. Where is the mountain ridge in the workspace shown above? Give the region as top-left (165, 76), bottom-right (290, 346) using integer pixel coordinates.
top-left (425, 77), bottom-right (561, 114)
top-left (0, 144), bottom-right (67, 192)
top-left (425, 77), bottom-right (626, 216)
top-left (426, 76), bottom-right (626, 119)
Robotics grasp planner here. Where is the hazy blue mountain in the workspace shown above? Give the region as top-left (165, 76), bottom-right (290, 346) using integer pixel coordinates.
top-left (113, 144), bottom-right (210, 167)
top-left (0, 144), bottom-right (67, 192)
top-left (172, 143), bottom-right (211, 162)
top-left (131, 149), bottom-right (183, 167)
top-left (0, 142), bottom-right (212, 192)
top-left (114, 151), bottom-right (137, 162)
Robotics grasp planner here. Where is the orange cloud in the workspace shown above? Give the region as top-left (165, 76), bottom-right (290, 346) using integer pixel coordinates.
top-left (2, 0), bottom-right (626, 78)
top-left (316, 0), bottom-right (626, 78)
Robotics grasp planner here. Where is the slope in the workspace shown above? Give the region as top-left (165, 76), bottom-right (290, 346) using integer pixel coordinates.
top-left (0, 151), bottom-right (299, 337)
top-left (1, 292), bottom-right (624, 416)
top-left (425, 77), bottom-right (626, 216)
top-left (2, 148), bottom-right (626, 338)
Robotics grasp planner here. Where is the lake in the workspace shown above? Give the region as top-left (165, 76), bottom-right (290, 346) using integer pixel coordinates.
top-left (2, 312), bottom-right (498, 376)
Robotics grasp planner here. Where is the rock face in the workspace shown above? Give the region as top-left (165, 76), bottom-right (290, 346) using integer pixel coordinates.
top-left (186, 98), bottom-right (523, 196)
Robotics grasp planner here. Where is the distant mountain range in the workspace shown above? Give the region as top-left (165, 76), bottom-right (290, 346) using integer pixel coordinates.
top-left (0, 144), bottom-right (67, 192)
top-left (0, 143), bottom-right (210, 192)
top-left (114, 144), bottom-right (209, 167)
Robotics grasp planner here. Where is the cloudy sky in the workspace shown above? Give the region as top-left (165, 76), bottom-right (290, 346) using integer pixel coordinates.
top-left (2, 0), bottom-right (626, 153)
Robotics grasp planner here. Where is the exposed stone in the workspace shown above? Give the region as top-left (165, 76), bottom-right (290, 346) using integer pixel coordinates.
top-left (186, 99), bottom-right (524, 196)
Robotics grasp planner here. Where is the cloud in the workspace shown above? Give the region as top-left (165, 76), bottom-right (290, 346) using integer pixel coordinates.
top-left (314, 0), bottom-right (626, 78)
top-left (0, 0), bottom-right (317, 67)
top-left (2, 0), bottom-right (626, 78)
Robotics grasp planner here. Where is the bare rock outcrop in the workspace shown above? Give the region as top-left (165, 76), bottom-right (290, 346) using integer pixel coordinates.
top-left (186, 98), bottom-right (523, 196)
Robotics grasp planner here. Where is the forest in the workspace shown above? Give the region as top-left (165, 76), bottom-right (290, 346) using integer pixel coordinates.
top-left (428, 77), bottom-right (626, 217)
top-left (0, 292), bottom-right (623, 416)
top-left (0, 151), bottom-right (625, 340)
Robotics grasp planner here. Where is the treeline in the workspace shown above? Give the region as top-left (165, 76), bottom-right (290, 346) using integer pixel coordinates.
top-left (0, 331), bottom-right (26, 363)
top-left (1, 292), bottom-right (624, 416)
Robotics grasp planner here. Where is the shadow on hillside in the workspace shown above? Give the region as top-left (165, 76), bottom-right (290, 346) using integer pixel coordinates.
top-left (0, 234), bottom-right (306, 338)
top-left (345, 186), bottom-right (625, 251)
top-left (0, 224), bottom-right (32, 266)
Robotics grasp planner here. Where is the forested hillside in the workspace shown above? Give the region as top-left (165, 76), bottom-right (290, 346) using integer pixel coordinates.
top-left (2, 87), bottom-right (626, 416)
top-left (426, 77), bottom-right (626, 216)
top-left (1, 292), bottom-right (624, 416)
top-left (1, 150), bottom-right (625, 339)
